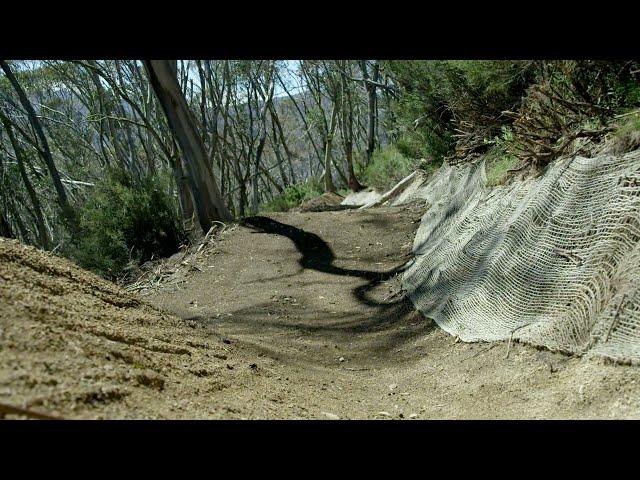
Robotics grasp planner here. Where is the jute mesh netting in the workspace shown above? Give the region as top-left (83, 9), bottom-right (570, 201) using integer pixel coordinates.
top-left (397, 151), bottom-right (640, 363)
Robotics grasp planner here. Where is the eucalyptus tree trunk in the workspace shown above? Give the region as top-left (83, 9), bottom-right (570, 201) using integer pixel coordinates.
top-left (251, 134), bottom-right (267, 213)
top-left (271, 121), bottom-right (290, 187)
top-left (268, 103), bottom-right (296, 183)
top-left (275, 68), bottom-right (323, 175)
top-left (360, 60), bottom-right (379, 166)
top-left (0, 174), bottom-right (14, 239)
top-left (339, 62), bottom-right (364, 192)
top-left (90, 65), bottom-right (126, 168)
top-left (0, 210), bottom-right (13, 239)
top-left (251, 63), bottom-right (276, 214)
top-left (144, 60), bottom-right (232, 231)
top-left (9, 195), bottom-right (32, 243)
top-left (0, 114), bottom-right (51, 248)
top-left (0, 60), bottom-right (78, 234)
top-left (173, 153), bottom-right (196, 232)
top-left (323, 104), bottom-right (338, 193)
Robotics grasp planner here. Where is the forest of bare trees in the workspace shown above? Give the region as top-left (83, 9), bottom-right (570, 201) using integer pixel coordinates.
top-left (0, 60), bottom-right (400, 277)
top-left (2, 59), bottom-right (637, 279)
top-left (0, 60), bottom-right (392, 236)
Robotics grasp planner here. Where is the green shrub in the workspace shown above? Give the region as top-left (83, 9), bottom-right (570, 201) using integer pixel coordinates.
top-left (502, 62), bottom-right (640, 167)
top-left (395, 129), bottom-right (453, 161)
top-left (485, 152), bottom-right (520, 187)
top-left (483, 126), bottom-right (520, 187)
top-left (359, 145), bottom-right (417, 191)
top-left (608, 110), bottom-right (640, 154)
top-left (384, 60), bottom-right (536, 162)
top-left (260, 178), bottom-right (324, 213)
top-left (70, 168), bottom-right (185, 279)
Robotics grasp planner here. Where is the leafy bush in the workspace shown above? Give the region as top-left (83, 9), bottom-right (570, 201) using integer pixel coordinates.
top-left (70, 168), bottom-right (185, 279)
top-left (395, 128), bottom-right (453, 161)
top-left (384, 60), bottom-right (536, 161)
top-left (260, 178), bottom-right (324, 213)
top-left (548, 61), bottom-right (640, 112)
top-left (608, 110), bottom-right (640, 154)
top-left (359, 145), bottom-right (418, 191)
top-left (386, 60), bottom-right (639, 169)
top-left (485, 151), bottom-right (520, 187)
top-left (504, 61), bottom-right (640, 167)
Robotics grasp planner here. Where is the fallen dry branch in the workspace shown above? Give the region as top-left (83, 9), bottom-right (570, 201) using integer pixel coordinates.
top-left (504, 80), bottom-right (616, 168)
top-left (462, 343), bottom-right (498, 361)
top-left (360, 171), bottom-right (418, 210)
top-left (125, 222), bottom-right (234, 294)
top-left (0, 402), bottom-right (63, 420)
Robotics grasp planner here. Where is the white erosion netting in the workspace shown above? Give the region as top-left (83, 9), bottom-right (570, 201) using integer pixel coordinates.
top-left (341, 189), bottom-right (382, 207)
top-left (398, 151), bottom-right (640, 363)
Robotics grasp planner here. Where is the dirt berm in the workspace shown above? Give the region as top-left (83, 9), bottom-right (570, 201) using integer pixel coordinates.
top-left (0, 237), bottom-right (242, 419)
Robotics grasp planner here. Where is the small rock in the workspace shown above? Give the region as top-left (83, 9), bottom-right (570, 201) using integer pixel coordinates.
top-left (376, 411), bottom-right (391, 417)
top-left (388, 383), bottom-right (398, 391)
top-left (409, 413), bottom-right (418, 419)
top-left (338, 357), bottom-right (345, 363)
top-left (322, 412), bottom-right (340, 420)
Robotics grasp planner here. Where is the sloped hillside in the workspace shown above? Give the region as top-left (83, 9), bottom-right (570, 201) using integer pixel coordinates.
top-left (0, 237), bottom-right (241, 419)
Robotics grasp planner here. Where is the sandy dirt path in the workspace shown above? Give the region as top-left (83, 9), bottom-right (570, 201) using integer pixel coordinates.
top-left (3, 205), bottom-right (639, 419)
top-left (143, 206), bottom-right (640, 419)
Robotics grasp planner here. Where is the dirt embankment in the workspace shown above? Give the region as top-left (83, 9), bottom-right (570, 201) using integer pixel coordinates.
top-left (0, 237), bottom-right (245, 419)
top-left (2, 205), bottom-right (640, 419)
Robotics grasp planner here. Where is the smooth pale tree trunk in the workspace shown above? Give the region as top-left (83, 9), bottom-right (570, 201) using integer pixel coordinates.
top-left (340, 63), bottom-right (364, 192)
top-left (144, 60), bottom-right (232, 231)
top-left (0, 60), bottom-right (78, 234)
top-left (323, 104), bottom-right (338, 193)
top-left (366, 81), bottom-right (377, 164)
top-left (360, 60), bottom-right (379, 166)
top-left (172, 152), bottom-right (196, 234)
top-left (251, 135), bottom-right (266, 214)
top-left (271, 123), bottom-right (289, 187)
top-left (268, 103), bottom-right (296, 184)
top-left (92, 68), bottom-right (128, 170)
top-left (250, 68), bottom-right (276, 214)
top-left (238, 183), bottom-right (247, 217)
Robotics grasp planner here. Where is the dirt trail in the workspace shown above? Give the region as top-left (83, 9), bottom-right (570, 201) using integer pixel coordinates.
top-left (146, 206), bottom-right (640, 419)
top-left (2, 206), bottom-right (640, 419)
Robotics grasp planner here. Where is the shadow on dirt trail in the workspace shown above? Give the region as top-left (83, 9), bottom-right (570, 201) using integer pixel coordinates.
top-left (233, 216), bottom-right (433, 363)
top-left (241, 216), bottom-right (408, 306)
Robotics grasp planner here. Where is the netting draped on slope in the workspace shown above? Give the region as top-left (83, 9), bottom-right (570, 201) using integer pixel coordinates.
top-left (398, 151), bottom-right (640, 363)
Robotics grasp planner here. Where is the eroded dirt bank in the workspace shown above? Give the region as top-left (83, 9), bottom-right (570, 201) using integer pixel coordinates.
top-left (2, 206), bottom-right (640, 419)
